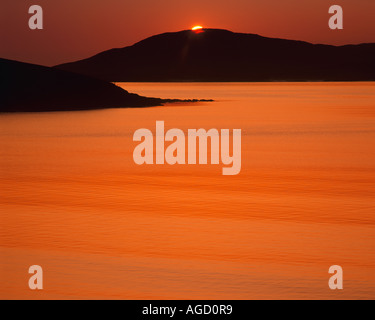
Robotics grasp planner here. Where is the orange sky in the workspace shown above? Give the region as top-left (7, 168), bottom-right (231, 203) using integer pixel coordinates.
top-left (1, 0), bottom-right (375, 66)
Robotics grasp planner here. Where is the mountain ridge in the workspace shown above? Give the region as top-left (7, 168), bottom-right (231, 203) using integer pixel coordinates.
top-left (55, 29), bottom-right (375, 82)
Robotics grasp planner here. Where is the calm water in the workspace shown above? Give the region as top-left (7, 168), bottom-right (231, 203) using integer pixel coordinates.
top-left (1, 82), bottom-right (375, 299)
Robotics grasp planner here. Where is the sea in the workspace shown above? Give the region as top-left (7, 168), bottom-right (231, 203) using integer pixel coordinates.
top-left (1, 82), bottom-right (374, 299)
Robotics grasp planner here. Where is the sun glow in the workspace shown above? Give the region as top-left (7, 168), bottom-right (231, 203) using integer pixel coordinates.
top-left (192, 26), bottom-right (203, 31)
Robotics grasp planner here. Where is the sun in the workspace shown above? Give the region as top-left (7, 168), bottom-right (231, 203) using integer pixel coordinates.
top-left (191, 26), bottom-right (203, 31)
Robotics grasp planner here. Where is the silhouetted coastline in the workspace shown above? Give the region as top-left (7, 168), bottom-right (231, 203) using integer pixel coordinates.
top-left (0, 58), bottom-right (212, 112)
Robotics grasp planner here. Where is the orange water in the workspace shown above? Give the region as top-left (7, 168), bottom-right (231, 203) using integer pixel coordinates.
top-left (1, 82), bottom-right (375, 299)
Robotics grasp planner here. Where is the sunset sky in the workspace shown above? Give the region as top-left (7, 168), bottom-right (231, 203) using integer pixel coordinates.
top-left (1, 0), bottom-right (375, 66)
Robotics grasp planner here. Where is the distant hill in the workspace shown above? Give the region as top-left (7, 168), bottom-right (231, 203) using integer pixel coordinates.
top-left (55, 29), bottom-right (375, 82)
top-left (0, 58), bottom-right (163, 112)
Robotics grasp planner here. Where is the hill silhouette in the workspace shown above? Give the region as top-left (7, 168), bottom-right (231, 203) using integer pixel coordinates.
top-left (55, 29), bottom-right (375, 82)
top-left (1, 59), bottom-right (179, 112)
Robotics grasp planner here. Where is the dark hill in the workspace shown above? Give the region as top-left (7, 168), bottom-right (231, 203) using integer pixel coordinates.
top-left (55, 29), bottom-right (375, 82)
top-left (0, 58), bottom-right (163, 112)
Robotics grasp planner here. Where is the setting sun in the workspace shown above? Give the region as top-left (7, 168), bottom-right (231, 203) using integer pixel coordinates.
top-left (191, 26), bottom-right (203, 31)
